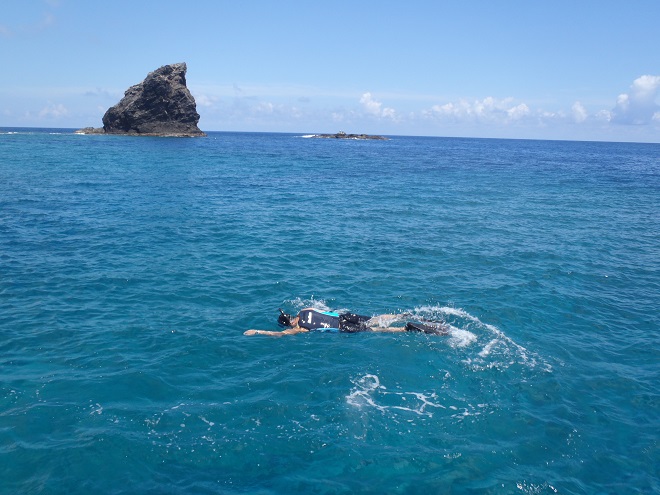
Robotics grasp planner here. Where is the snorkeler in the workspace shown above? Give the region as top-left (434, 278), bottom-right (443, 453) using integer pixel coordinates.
top-left (243, 308), bottom-right (449, 336)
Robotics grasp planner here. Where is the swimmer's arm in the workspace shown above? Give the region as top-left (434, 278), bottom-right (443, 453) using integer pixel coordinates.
top-left (244, 327), bottom-right (309, 337)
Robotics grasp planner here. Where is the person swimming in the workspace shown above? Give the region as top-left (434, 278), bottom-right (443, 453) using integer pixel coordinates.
top-left (243, 308), bottom-right (449, 336)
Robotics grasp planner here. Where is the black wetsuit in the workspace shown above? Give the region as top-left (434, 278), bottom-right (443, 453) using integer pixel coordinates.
top-left (297, 309), bottom-right (371, 333)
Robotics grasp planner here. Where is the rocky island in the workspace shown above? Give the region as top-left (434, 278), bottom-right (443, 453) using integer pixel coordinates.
top-left (308, 131), bottom-right (388, 140)
top-left (76, 63), bottom-right (205, 137)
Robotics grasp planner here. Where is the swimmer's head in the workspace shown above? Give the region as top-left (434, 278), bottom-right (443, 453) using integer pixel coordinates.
top-left (278, 308), bottom-right (293, 327)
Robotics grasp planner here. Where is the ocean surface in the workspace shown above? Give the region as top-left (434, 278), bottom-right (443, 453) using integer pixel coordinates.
top-left (0, 128), bottom-right (658, 494)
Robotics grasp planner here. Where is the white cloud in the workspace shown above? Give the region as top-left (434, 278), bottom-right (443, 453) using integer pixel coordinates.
top-left (360, 92), bottom-right (396, 119)
top-left (572, 101), bottom-right (588, 123)
top-left (612, 75), bottom-right (660, 125)
top-left (245, 100), bottom-right (307, 121)
top-left (38, 103), bottom-right (68, 119)
top-left (360, 92), bottom-right (380, 115)
top-left (595, 109), bottom-right (612, 122)
top-left (194, 93), bottom-right (217, 108)
top-left (507, 103), bottom-right (530, 120)
top-left (159, 77), bottom-right (660, 140)
top-left (427, 96), bottom-right (532, 124)
top-left (255, 101), bottom-right (275, 114)
top-left (632, 75), bottom-right (660, 98)
top-left (616, 93), bottom-right (629, 112)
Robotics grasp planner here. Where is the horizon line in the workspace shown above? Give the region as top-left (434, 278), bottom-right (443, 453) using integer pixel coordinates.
top-left (1, 125), bottom-right (659, 146)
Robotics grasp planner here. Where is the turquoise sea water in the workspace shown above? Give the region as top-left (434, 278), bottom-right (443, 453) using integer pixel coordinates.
top-left (1, 128), bottom-right (658, 494)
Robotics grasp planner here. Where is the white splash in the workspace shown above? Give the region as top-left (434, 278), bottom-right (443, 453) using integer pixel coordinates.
top-left (199, 416), bottom-right (215, 428)
top-left (413, 305), bottom-right (551, 372)
top-left (346, 374), bottom-right (445, 417)
top-left (448, 328), bottom-right (478, 348)
top-left (89, 403), bottom-right (103, 415)
top-left (286, 296), bottom-right (332, 312)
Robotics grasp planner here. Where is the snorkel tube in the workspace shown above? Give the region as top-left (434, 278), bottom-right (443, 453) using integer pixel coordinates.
top-left (278, 308), bottom-right (293, 328)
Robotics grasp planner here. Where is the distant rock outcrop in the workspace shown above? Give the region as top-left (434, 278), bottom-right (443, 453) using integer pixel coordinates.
top-left (77, 63), bottom-right (205, 137)
top-left (309, 131), bottom-right (388, 140)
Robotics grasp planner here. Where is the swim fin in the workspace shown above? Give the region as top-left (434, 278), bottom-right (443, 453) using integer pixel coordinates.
top-left (405, 322), bottom-right (449, 335)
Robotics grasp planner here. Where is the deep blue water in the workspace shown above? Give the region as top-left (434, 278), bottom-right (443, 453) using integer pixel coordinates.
top-left (0, 128), bottom-right (658, 494)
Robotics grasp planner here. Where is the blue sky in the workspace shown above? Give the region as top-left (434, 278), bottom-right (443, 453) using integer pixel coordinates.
top-left (2, 1), bottom-right (659, 142)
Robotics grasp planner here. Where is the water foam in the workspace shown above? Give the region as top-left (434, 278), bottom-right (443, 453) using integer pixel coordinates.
top-left (447, 327), bottom-right (478, 347)
top-left (286, 297), bottom-right (332, 312)
top-left (346, 374), bottom-right (490, 421)
top-left (346, 374), bottom-right (444, 417)
top-left (413, 305), bottom-right (551, 372)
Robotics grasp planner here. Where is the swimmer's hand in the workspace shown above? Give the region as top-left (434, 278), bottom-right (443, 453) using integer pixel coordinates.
top-left (244, 329), bottom-right (285, 336)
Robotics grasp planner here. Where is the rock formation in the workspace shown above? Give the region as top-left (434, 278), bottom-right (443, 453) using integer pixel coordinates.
top-left (77, 63), bottom-right (205, 137)
top-left (309, 131), bottom-right (388, 140)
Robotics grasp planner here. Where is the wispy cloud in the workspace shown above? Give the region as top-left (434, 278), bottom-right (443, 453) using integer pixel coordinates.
top-left (84, 87), bottom-right (119, 99)
top-left (34, 12), bottom-right (55, 32)
top-left (38, 103), bottom-right (69, 119)
top-left (1, 2), bottom-right (57, 37)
